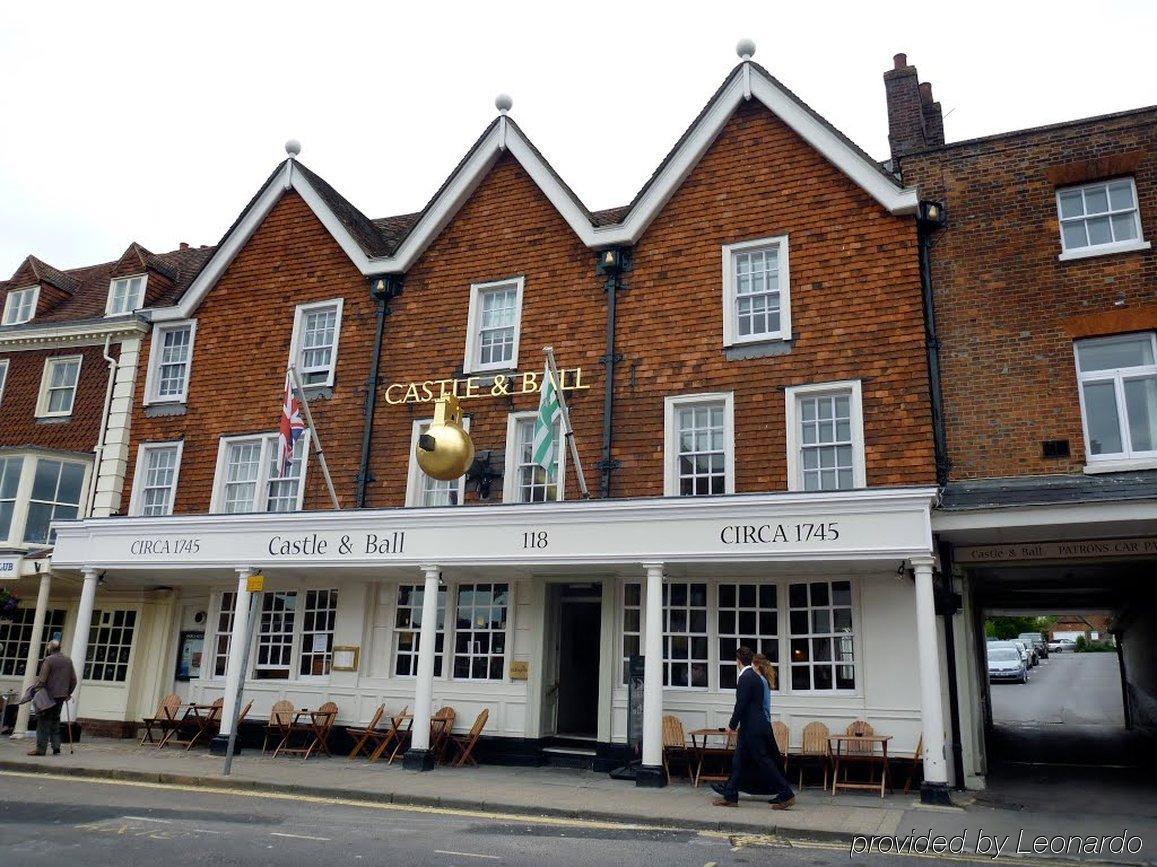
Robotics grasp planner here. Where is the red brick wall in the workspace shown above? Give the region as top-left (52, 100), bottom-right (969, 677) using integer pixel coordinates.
top-left (125, 192), bottom-right (378, 513)
top-left (0, 343), bottom-right (114, 452)
top-left (130, 99), bottom-right (935, 512)
top-left (900, 110), bottom-right (1157, 479)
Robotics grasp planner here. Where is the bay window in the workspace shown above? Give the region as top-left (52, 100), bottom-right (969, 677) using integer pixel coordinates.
top-left (24, 458), bottom-right (86, 544)
top-left (1076, 333), bottom-right (1157, 469)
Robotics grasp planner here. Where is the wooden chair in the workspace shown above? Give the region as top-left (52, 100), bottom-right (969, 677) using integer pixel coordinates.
top-left (448, 708), bottom-right (489, 767)
top-left (372, 705), bottom-right (410, 763)
top-left (346, 704), bottom-right (387, 759)
top-left (311, 701), bottom-right (339, 758)
top-left (834, 719), bottom-right (885, 794)
top-left (661, 715), bottom-right (693, 783)
top-left (772, 720), bottom-right (790, 774)
top-left (179, 697), bottom-right (225, 751)
top-left (262, 700), bottom-right (296, 755)
top-left (139, 693), bottom-right (182, 746)
top-left (431, 706), bottom-right (456, 764)
top-left (903, 733), bottom-right (924, 795)
top-left (794, 721), bottom-right (831, 790)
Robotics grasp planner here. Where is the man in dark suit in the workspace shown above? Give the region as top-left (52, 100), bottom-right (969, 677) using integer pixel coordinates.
top-left (712, 645), bottom-right (795, 809)
top-left (28, 640), bottom-right (77, 757)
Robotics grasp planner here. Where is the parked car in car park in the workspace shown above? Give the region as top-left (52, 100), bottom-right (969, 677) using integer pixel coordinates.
top-left (1012, 638), bottom-right (1037, 666)
top-left (1019, 632), bottom-right (1049, 659)
top-left (989, 639), bottom-right (1033, 668)
top-left (1047, 637), bottom-right (1077, 652)
top-left (988, 646), bottom-right (1028, 684)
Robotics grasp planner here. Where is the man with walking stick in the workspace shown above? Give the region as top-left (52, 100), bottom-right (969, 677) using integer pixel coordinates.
top-left (22, 640), bottom-right (77, 756)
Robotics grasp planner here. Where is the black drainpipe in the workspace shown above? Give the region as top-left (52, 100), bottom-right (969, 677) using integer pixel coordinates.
top-left (917, 204), bottom-right (950, 485)
top-left (355, 275), bottom-right (404, 508)
top-left (937, 540), bottom-right (967, 790)
top-left (594, 247), bottom-right (632, 499)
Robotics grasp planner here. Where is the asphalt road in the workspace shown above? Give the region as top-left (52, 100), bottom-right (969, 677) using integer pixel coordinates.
top-left (989, 651), bottom-right (1124, 726)
top-left (0, 772), bottom-right (1007, 867)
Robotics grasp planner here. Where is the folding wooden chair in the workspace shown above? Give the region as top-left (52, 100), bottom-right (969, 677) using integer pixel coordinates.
top-left (371, 705), bottom-right (410, 763)
top-left (309, 701), bottom-right (339, 758)
top-left (448, 708), bottom-right (489, 767)
top-left (661, 715), bottom-right (693, 783)
top-left (794, 721), bottom-right (831, 790)
top-left (346, 704), bottom-right (386, 759)
top-left (431, 706), bottom-right (456, 764)
top-left (772, 720), bottom-right (790, 775)
top-left (179, 697), bottom-right (225, 751)
top-left (903, 733), bottom-right (924, 795)
top-left (834, 719), bottom-right (883, 794)
top-left (262, 699), bottom-right (296, 755)
top-left (139, 693), bottom-right (181, 746)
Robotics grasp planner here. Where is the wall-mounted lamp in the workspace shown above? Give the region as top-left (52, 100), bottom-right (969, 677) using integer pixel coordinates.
top-left (370, 274), bottom-right (404, 301)
top-left (917, 200), bottom-right (948, 228)
top-left (595, 246), bottom-right (633, 276)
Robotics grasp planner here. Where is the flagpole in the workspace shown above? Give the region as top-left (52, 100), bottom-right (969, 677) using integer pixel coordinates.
top-left (289, 365), bottom-right (341, 510)
top-left (543, 346), bottom-right (590, 500)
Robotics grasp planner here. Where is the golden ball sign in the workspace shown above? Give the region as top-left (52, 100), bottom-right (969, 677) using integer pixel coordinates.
top-left (416, 394), bottom-right (475, 481)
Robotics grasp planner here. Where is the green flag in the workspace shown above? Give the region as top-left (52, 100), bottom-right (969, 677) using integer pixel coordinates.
top-left (532, 364), bottom-right (561, 477)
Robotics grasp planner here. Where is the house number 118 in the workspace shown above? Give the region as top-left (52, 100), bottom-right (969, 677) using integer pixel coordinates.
top-left (522, 530), bottom-right (549, 549)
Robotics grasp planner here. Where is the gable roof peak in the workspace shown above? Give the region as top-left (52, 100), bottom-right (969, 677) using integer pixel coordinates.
top-left (10, 255), bottom-right (80, 294)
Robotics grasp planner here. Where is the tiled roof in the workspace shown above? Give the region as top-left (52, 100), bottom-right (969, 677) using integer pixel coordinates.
top-left (0, 245), bottom-right (216, 325)
top-left (26, 256), bottom-right (81, 294)
top-left (293, 162), bottom-right (394, 258)
top-left (940, 471), bottom-right (1157, 510)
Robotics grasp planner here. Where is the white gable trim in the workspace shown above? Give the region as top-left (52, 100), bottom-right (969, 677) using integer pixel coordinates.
top-left (153, 63), bottom-right (916, 322)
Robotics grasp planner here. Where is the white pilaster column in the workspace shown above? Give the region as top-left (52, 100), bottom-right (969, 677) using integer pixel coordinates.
top-left (66, 569), bottom-right (99, 721)
top-left (912, 556), bottom-right (949, 800)
top-left (12, 571), bottom-right (53, 738)
top-left (638, 562), bottom-right (666, 786)
top-left (406, 565), bottom-right (441, 769)
top-left (218, 568), bottom-right (255, 741)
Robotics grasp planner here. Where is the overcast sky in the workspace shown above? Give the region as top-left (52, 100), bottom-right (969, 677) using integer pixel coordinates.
top-left (2, 1), bottom-right (1154, 272)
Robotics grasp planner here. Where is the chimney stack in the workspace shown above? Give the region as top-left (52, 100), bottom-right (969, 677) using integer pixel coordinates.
top-left (179, 242), bottom-right (189, 251)
top-left (883, 54), bottom-right (945, 163)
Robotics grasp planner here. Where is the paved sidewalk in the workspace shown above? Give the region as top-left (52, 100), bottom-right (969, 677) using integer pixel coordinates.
top-left (2, 737), bottom-right (1155, 862)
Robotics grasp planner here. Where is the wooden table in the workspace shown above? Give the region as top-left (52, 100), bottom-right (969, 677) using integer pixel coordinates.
top-left (828, 734), bottom-right (892, 797)
top-left (379, 712), bottom-right (452, 765)
top-left (274, 709), bottom-right (335, 758)
top-left (688, 728), bottom-right (735, 788)
top-left (159, 703), bottom-right (212, 749)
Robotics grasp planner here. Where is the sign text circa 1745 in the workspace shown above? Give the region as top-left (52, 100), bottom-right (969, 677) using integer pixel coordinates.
top-left (383, 368), bottom-right (588, 405)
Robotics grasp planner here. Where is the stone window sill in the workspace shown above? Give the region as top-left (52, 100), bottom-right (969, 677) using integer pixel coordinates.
top-left (723, 338), bottom-right (794, 361)
top-left (1058, 240), bottom-right (1151, 262)
top-left (1083, 457), bottom-right (1157, 475)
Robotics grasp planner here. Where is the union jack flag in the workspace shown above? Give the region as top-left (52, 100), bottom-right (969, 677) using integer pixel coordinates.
top-left (278, 371), bottom-right (305, 476)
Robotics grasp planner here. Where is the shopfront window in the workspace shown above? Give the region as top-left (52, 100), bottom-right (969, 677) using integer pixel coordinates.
top-left (255, 591), bottom-right (297, 679)
top-left (394, 584), bottom-right (446, 677)
top-left (83, 609), bottom-right (137, 682)
top-left (621, 582), bottom-right (642, 684)
top-left (0, 608), bottom-right (66, 676)
top-left (718, 583), bottom-right (779, 690)
top-left (663, 581), bottom-right (708, 688)
top-left (788, 580), bottom-right (855, 691)
top-left (453, 583), bottom-right (508, 680)
top-left (299, 589), bottom-right (338, 677)
top-left (213, 591), bottom-right (235, 677)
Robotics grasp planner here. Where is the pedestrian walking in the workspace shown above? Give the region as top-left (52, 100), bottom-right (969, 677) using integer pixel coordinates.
top-left (712, 645), bottom-right (795, 810)
top-left (752, 652), bottom-right (789, 778)
top-left (24, 640), bottom-right (77, 757)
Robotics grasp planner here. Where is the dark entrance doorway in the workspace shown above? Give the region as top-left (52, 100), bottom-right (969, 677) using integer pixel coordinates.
top-left (555, 585), bottom-right (602, 737)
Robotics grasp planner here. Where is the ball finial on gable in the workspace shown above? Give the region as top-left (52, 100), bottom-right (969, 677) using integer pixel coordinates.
top-left (285, 139), bottom-right (302, 159)
top-left (736, 38), bottom-right (756, 61)
top-left (495, 94), bottom-right (513, 115)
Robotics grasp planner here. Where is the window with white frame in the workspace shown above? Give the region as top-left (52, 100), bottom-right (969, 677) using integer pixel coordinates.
top-left (24, 458), bottom-right (86, 545)
top-left (788, 580), bottom-right (855, 691)
top-left (1057, 179), bottom-right (1147, 258)
top-left (621, 582), bottom-right (642, 684)
top-left (106, 275), bottom-right (146, 315)
top-left (0, 359), bottom-right (8, 405)
top-left (1076, 333), bottom-right (1157, 464)
top-left (255, 591), bottom-right (297, 679)
top-left (290, 300), bottom-right (343, 388)
top-left (405, 419), bottom-right (468, 506)
top-left (132, 443), bottom-right (182, 517)
top-left (718, 583), bottom-right (779, 690)
top-left (37, 356), bottom-right (82, 417)
top-left (0, 608), bottom-right (66, 676)
top-left (663, 581), bottom-right (708, 688)
top-left (0, 457), bottom-right (21, 542)
top-left (664, 393), bottom-right (734, 496)
top-left (786, 380), bottom-right (866, 492)
top-left (452, 582), bottom-right (508, 680)
top-left (504, 412), bottom-right (563, 503)
top-left (394, 584), bottom-right (446, 677)
top-left (83, 609), bottom-right (137, 682)
top-left (213, 591), bottom-right (235, 677)
top-left (463, 278), bottom-right (523, 374)
top-left (722, 236), bottom-right (791, 346)
top-left (299, 589), bottom-right (338, 677)
top-left (145, 323), bottom-right (195, 403)
top-left (2, 286), bottom-right (38, 325)
top-left (213, 432), bottom-right (307, 514)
